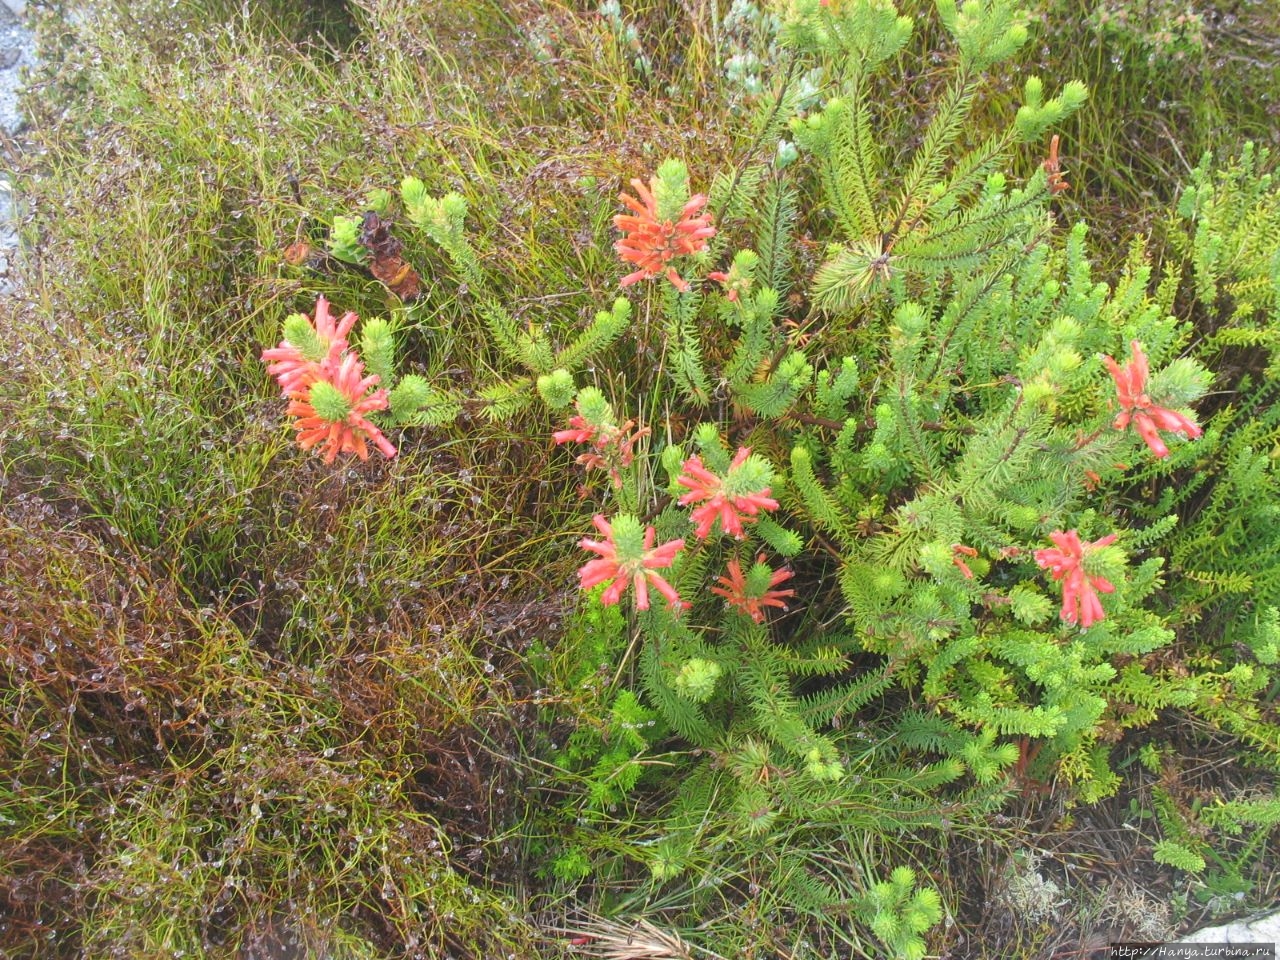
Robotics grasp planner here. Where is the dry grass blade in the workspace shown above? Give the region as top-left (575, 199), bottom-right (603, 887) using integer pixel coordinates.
top-left (555, 916), bottom-right (693, 960)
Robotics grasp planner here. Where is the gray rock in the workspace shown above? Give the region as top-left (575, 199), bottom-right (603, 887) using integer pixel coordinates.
top-left (1177, 909), bottom-right (1280, 946)
top-left (0, 0), bottom-right (34, 138)
top-left (0, 0), bottom-right (32, 296)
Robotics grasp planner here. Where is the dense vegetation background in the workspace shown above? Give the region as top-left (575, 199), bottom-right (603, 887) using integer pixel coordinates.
top-left (2, 1), bottom-right (1278, 957)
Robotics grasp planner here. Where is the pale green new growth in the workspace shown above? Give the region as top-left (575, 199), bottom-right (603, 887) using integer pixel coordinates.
top-left (358, 316), bottom-right (397, 389)
top-left (1153, 839), bottom-right (1206, 873)
top-left (536, 369), bottom-right (576, 409)
top-left (328, 213), bottom-right (366, 264)
top-left (674, 657), bottom-right (723, 703)
top-left (1175, 144), bottom-right (1280, 374)
top-left (865, 867), bottom-right (943, 960)
top-left (388, 375), bottom-right (460, 426)
top-left (785, 0), bottom-right (1086, 312)
top-left (937, 0), bottom-right (1028, 71)
top-left (282, 312), bottom-right (326, 361)
top-left (554, 298), bottom-right (632, 372)
top-left (653, 158), bottom-right (693, 222)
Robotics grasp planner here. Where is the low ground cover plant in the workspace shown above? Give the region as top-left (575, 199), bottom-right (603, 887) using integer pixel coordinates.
top-left (3, 0), bottom-right (1278, 957)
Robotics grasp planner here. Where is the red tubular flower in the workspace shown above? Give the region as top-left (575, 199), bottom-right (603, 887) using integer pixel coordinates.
top-left (614, 176), bottom-right (715, 292)
top-left (1042, 134), bottom-right (1070, 195)
top-left (286, 353), bottom-right (397, 464)
top-left (711, 554), bottom-right (795, 623)
top-left (552, 415), bottom-right (598, 446)
top-left (578, 514), bottom-right (686, 611)
top-left (554, 416), bottom-right (649, 489)
top-left (951, 544), bottom-right (978, 580)
top-left (1033, 530), bottom-right (1118, 628)
top-left (261, 296), bottom-right (358, 396)
top-left (706, 271), bottom-right (739, 302)
top-left (1103, 340), bottom-right (1202, 459)
top-left (677, 447), bottom-right (779, 540)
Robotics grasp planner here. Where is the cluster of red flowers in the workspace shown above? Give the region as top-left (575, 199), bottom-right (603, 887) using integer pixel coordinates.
top-left (613, 174), bottom-right (716, 293)
top-left (261, 297), bottom-right (397, 464)
top-left (675, 447), bottom-right (779, 540)
top-left (1027, 340), bottom-right (1203, 627)
top-left (1103, 339), bottom-right (1202, 459)
top-left (578, 514), bottom-right (685, 612)
top-left (552, 414), bottom-right (649, 489)
top-left (576, 168), bottom-right (793, 613)
top-left (711, 555), bottom-right (795, 623)
top-left (1034, 530), bottom-right (1117, 629)
top-left (600, 171), bottom-right (1205, 632)
top-left (261, 296), bottom-right (355, 395)
top-left (573, 443), bottom-right (788, 616)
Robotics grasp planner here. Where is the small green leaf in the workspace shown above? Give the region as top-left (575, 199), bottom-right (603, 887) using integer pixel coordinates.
top-left (1153, 840), bottom-right (1205, 873)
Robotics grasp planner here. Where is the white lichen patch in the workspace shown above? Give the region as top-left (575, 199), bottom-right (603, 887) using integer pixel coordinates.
top-left (1099, 885), bottom-right (1173, 942)
top-left (993, 852), bottom-right (1070, 925)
